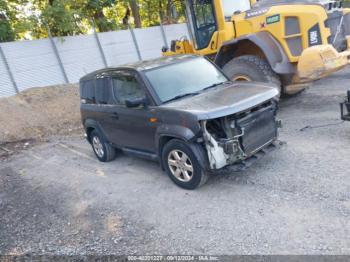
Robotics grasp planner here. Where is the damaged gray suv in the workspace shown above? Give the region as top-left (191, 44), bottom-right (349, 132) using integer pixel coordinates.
top-left (80, 55), bottom-right (280, 189)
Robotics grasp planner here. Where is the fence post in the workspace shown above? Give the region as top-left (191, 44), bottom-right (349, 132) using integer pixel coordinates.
top-left (128, 24), bottom-right (142, 61)
top-left (92, 25), bottom-right (108, 67)
top-left (46, 25), bottom-right (69, 83)
top-left (0, 44), bottom-right (19, 94)
top-left (159, 12), bottom-right (169, 49)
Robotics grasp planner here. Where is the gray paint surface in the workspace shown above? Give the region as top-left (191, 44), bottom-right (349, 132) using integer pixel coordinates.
top-left (161, 82), bottom-right (278, 120)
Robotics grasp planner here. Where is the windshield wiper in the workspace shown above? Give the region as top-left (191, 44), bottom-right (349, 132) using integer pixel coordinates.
top-left (164, 81), bottom-right (230, 103)
top-left (203, 81), bottom-right (228, 91)
top-left (165, 92), bottom-right (200, 103)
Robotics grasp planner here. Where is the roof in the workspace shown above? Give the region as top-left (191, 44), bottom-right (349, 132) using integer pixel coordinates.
top-left (80, 55), bottom-right (199, 81)
top-left (253, 0), bottom-right (320, 7)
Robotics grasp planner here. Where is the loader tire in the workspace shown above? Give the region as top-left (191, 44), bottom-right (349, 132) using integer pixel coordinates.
top-left (222, 55), bottom-right (282, 95)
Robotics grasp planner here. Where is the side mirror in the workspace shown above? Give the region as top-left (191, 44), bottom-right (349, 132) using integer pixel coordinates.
top-left (125, 97), bottom-right (148, 108)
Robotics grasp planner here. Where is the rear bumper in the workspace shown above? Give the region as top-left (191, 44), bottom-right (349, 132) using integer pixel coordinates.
top-left (297, 43), bottom-right (350, 82)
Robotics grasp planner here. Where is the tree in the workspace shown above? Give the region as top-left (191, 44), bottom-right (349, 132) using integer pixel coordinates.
top-left (81, 0), bottom-right (117, 32)
top-left (40, 0), bottom-right (83, 37)
top-left (129, 0), bottom-right (141, 28)
top-left (2, 0), bottom-right (185, 40)
top-left (0, 0), bottom-right (23, 42)
top-left (0, 14), bottom-right (15, 42)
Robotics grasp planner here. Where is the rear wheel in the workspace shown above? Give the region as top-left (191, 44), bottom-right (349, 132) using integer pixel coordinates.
top-left (222, 55), bottom-right (282, 95)
top-left (90, 130), bottom-right (116, 162)
top-left (162, 139), bottom-right (208, 190)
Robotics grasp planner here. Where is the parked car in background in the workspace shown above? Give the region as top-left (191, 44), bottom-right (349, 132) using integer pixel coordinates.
top-left (79, 55), bottom-right (280, 189)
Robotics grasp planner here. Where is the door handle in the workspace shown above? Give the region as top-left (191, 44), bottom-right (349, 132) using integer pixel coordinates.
top-left (110, 112), bottom-right (119, 119)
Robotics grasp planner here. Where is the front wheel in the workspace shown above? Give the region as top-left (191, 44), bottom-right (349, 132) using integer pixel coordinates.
top-left (222, 55), bottom-right (282, 95)
top-left (162, 139), bottom-right (209, 190)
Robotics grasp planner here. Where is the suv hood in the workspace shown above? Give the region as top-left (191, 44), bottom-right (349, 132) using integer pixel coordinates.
top-left (161, 82), bottom-right (279, 120)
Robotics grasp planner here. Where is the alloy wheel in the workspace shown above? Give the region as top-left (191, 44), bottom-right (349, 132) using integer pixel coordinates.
top-left (167, 150), bottom-right (194, 182)
top-left (92, 136), bottom-right (104, 158)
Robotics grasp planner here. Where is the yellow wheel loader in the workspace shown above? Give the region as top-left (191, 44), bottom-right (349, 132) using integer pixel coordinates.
top-left (162, 0), bottom-right (350, 95)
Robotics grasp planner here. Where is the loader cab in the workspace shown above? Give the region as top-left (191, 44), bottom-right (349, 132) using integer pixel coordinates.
top-left (186, 0), bottom-right (217, 50)
top-left (186, 0), bottom-right (252, 50)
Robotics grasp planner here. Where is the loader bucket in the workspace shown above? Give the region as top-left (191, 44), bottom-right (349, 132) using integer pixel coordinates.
top-left (297, 45), bottom-right (350, 81)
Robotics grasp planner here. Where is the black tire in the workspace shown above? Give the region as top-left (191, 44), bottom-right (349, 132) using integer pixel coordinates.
top-left (162, 139), bottom-right (209, 190)
top-left (90, 130), bottom-right (116, 162)
top-left (222, 55), bottom-right (282, 95)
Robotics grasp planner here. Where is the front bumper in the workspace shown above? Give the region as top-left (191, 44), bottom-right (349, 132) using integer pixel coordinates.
top-left (297, 43), bottom-right (350, 82)
top-left (201, 103), bottom-right (280, 171)
top-left (219, 141), bottom-right (281, 173)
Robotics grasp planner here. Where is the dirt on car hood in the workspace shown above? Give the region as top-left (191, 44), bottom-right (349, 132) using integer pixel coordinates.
top-left (161, 82), bottom-right (279, 120)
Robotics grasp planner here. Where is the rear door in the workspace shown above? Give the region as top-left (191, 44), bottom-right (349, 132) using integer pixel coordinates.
top-left (92, 74), bottom-right (121, 143)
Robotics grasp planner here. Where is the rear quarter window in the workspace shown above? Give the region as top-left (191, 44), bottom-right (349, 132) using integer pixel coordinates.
top-left (80, 80), bottom-right (95, 104)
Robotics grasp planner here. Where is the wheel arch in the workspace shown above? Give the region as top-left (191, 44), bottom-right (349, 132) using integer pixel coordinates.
top-left (158, 135), bottom-right (176, 153)
top-left (84, 119), bottom-right (108, 144)
top-left (155, 125), bottom-right (198, 152)
top-left (156, 134), bottom-right (209, 171)
top-left (214, 32), bottom-right (295, 75)
top-left (86, 126), bottom-right (95, 143)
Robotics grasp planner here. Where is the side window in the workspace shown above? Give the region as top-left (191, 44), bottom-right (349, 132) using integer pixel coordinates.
top-left (111, 72), bottom-right (146, 105)
top-left (80, 80), bottom-right (95, 104)
top-left (191, 0), bottom-right (217, 49)
top-left (95, 78), bottom-right (111, 105)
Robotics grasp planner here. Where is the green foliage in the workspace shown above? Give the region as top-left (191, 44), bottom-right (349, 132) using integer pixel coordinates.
top-left (0, 19), bottom-right (15, 42)
top-left (0, 0), bottom-right (15, 42)
top-left (37, 0), bottom-right (83, 37)
top-left (3, 0), bottom-right (350, 42)
top-left (2, 0), bottom-right (185, 41)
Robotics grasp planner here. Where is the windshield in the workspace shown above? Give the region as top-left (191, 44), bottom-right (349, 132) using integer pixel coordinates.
top-left (222, 0), bottom-right (251, 17)
top-left (145, 57), bottom-right (228, 103)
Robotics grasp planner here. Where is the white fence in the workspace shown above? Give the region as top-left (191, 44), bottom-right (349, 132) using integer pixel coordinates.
top-left (0, 24), bottom-right (189, 98)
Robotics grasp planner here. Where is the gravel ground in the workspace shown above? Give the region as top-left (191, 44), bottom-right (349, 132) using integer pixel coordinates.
top-left (1, 68), bottom-right (350, 255)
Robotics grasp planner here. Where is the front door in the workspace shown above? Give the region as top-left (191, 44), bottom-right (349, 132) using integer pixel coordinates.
top-left (109, 70), bottom-right (158, 153)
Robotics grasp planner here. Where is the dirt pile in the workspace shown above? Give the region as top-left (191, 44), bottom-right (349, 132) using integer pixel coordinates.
top-left (0, 84), bottom-right (82, 143)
